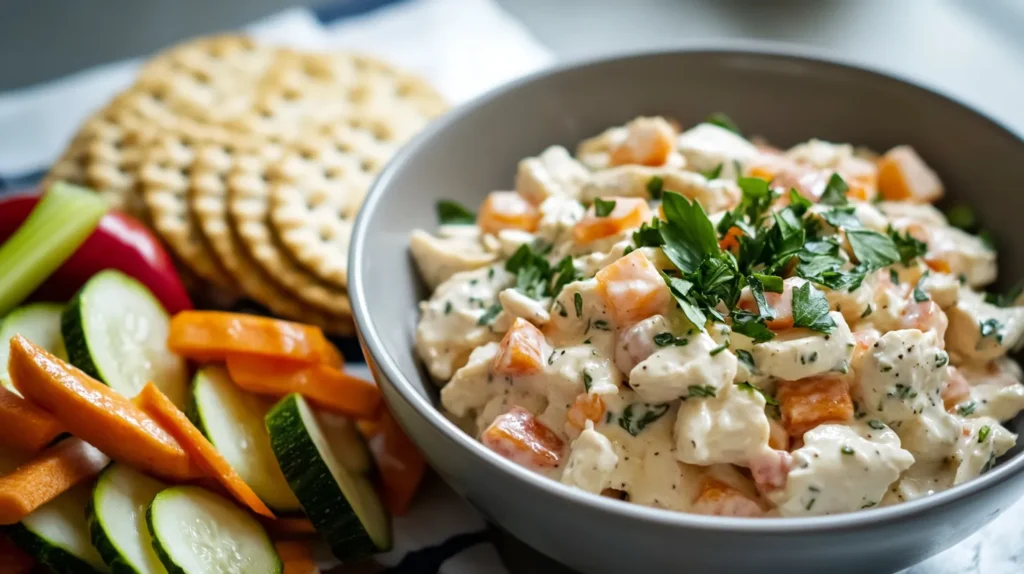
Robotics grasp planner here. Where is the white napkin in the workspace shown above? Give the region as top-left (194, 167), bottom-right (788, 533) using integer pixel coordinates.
top-left (0, 0), bottom-right (553, 181)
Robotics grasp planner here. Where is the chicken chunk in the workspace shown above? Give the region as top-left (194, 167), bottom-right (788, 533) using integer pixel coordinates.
top-left (877, 146), bottom-right (943, 203)
top-left (629, 332), bottom-right (738, 404)
top-left (750, 312), bottom-right (855, 381)
top-left (946, 290), bottom-right (1024, 362)
top-left (856, 329), bottom-right (950, 424)
top-left (410, 229), bottom-right (498, 290)
top-left (674, 381), bottom-right (770, 466)
top-left (516, 145), bottom-right (590, 203)
top-left (951, 417), bottom-right (1016, 485)
top-left (677, 123), bottom-right (758, 179)
top-left (560, 421), bottom-right (619, 494)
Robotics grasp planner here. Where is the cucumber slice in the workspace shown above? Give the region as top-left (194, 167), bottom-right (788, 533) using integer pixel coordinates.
top-left (146, 486), bottom-right (280, 574)
top-left (319, 411), bottom-right (373, 475)
top-left (0, 302), bottom-right (67, 395)
top-left (191, 367), bottom-right (301, 513)
top-left (8, 482), bottom-right (107, 573)
top-left (266, 394), bottom-right (391, 560)
top-left (88, 464), bottom-right (168, 574)
top-left (62, 270), bottom-right (188, 407)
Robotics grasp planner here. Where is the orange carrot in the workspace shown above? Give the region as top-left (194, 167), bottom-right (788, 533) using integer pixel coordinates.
top-left (0, 533), bottom-right (34, 573)
top-left (0, 438), bottom-right (108, 525)
top-left (275, 541), bottom-right (320, 574)
top-left (224, 356), bottom-right (380, 419)
top-left (0, 385), bottom-right (63, 454)
top-left (134, 383), bottom-right (275, 518)
top-left (261, 517), bottom-right (317, 539)
top-left (368, 409), bottom-right (426, 516)
top-left (7, 335), bottom-right (199, 482)
top-left (168, 311), bottom-right (334, 364)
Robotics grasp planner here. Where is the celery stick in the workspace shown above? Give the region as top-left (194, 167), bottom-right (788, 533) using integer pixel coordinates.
top-left (0, 182), bottom-right (109, 316)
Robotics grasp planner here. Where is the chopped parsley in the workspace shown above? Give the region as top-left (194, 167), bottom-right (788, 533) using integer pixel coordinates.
top-left (554, 300), bottom-right (568, 317)
top-left (979, 318), bottom-right (1004, 342)
top-left (477, 303), bottom-right (502, 326)
top-left (593, 320), bottom-right (611, 331)
top-left (888, 227), bottom-right (928, 265)
top-left (653, 332), bottom-right (688, 347)
top-left (913, 284), bottom-right (929, 303)
top-left (444, 301), bottom-right (453, 315)
top-left (818, 173), bottom-right (850, 206)
top-left (646, 176), bottom-right (664, 200)
top-left (894, 384), bottom-right (917, 400)
top-left (841, 446), bottom-right (855, 455)
top-left (735, 381), bottom-right (777, 405)
top-left (867, 419), bottom-right (886, 430)
top-left (978, 425), bottom-right (991, 444)
top-left (709, 342), bottom-right (730, 356)
top-left (957, 401), bottom-right (977, 417)
top-left (736, 349), bottom-right (756, 371)
top-left (889, 268), bottom-right (900, 286)
top-left (687, 385), bottom-right (717, 398)
top-left (549, 256), bottom-right (579, 296)
top-left (847, 229), bottom-right (900, 269)
top-left (574, 292), bottom-right (583, 318)
top-left (594, 197), bottom-right (617, 217)
top-left (705, 112), bottom-right (741, 135)
top-left (791, 282), bottom-right (836, 333)
top-left (935, 352), bottom-right (949, 368)
top-left (861, 305), bottom-right (873, 318)
top-left (582, 370), bottom-right (593, 392)
top-left (632, 218), bottom-right (665, 248)
top-left (436, 199), bottom-right (476, 224)
top-left (618, 402), bottom-right (670, 436)
top-left (701, 163), bottom-right (724, 181)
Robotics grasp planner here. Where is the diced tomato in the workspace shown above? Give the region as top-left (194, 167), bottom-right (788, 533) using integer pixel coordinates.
top-left (737, 277), bottom-right (801, 330)
top-left (573, 196), bottom-right (651, 244)
top-left (690, 477), bottom-right (764, 517)
top-left (776, 377), bottom-right (854, 438)
top-left (477, 191), bottom-right (541, 235)
top-left (942, 367), bottom-right (971, 411)
top-left (492, 318), bottom-right (548, 377)
top-left (877, 146), bottom-right (943, 203)
top-left (481, 407), bottom-right (564, 469)
top-left (595, 250), bottom-right (672, 326)
top-left (609, 117), bottom-right (676, 167)
top-left (565, 393), bottom-right (606, 436)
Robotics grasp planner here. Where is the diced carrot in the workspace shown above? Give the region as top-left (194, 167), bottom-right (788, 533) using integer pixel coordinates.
top-left (925, 258), bottom-right (951, 275)
top-left (481, 407), bottom-right (563, 470)
top-left (609, 117), bottom-right (676, 167)
top-left (690, 477), bottom-right (764, 517)
top-left (565, 393), bottom-right (606, 435)
top-left (168, 311), bottom-right (334, 364)
top-left (0, 438), bottom-right (108, 525)
top-left (283, 558), bottom-right (319, 574)
top-left (492, 318), bottom-right (548, 377)
top-left (737, 277), bottom-right (799, 330)
top-left (719, 226), bottom-right (744, 252)
top-left (322, 342), bottom-right (344, 369)
top-left (0, 533), bottom-right (34, 573)
top-left (476, 191), bottom-right (541, 236)
top-left (225, 356), bottom-right (381, 419)
top-left (0, 385), bottom-right (63, 454)
top-left (356, 418), bottom-right (380, 440)
top-left (768, 418), bottom-right (790, 451)
top-left (572, 196), bottom-right (650, 244)
top-left (877, 146), bottom-right (943, 203)
top-left (595, 250), bottom-right (672, 326)
top-left (275, 541), bottom-right (319, 573)
top-left (261, 517), bottom-right (317, 539)
top-left (840, 157), bottom-right (879, 202)
top-left (134, 383), bottom-right (274, 518)
top-left (7, 336), bottom-right (199, 481)
top-left (369, 409), bottom-right (426, 516)
top-left (943, 367), bottom-right (971, 411)
top-left (776, 376), bottom-right (854, 438)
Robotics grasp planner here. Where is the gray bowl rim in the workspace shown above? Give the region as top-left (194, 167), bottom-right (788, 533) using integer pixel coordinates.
top-left (350, 42), bottom-right (1024, 534)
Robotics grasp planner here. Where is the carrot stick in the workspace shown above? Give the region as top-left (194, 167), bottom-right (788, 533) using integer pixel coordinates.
top-left (168, 311), bottom-right (334, 364)
top-left (224, 356), bottom-right (381, 419)
top-left (369, 409), bottom-right (426, 516)
top-left (134, 383), bottom-right (275, 518)
top-left (0, 385), bottom-right (63, 454)
top-left (7, 335), bottom-right (199, 482)
top-left (0, 438), bottom-right (108, 525)
top-left (0, 533), bottom-right (34, 573)
top-left (275, 541), bottom-right (320, 574)
top-left (260, 517), bottom-right (317, 539)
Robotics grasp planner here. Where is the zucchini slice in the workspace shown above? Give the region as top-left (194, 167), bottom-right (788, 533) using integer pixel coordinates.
top-left (319, 411), bottom-right (373, 475)
top-left (0, 302), bottom-right (67, 394)
top-left (191, 366), bottom-right (301, 513)
top-left (8, 482), bottom-right (107, 573)
top-left (62, 270), bottom-right (188, 407)
top-left (266, 394), bottom-right (391, 560)
top-left (88, 464), bottom-right (167, 574)
top-left (147, 486), bottom-right (280, 574)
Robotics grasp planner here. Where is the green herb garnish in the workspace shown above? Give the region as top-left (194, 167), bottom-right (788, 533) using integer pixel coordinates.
top-left (436, 199), bottom-right (476, 224)
top-left (594, 198), bottom-right (617, 217)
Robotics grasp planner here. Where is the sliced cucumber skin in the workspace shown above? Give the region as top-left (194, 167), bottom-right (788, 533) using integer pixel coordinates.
top-left (7, 522), bottom-right (105, 574)
top-left (0, 302), bottom-right (67, 393)
top-left (62, 287), bottom-right (102, 381)
top-left (266, 394), bottom-right (389, 560)
top-left (146, 487), bottom-right (280, 574)
top-left (87, 465), bottom-right (167, 574)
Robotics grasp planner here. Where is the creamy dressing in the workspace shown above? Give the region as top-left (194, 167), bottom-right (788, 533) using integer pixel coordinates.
top-left (413, 118), bottom-right (1024, 518)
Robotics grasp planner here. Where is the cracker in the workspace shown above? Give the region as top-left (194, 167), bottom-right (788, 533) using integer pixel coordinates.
top-left (266, 113), bottom-right (418, 288)
top-left (186, 140), bottom-right (353, 334)
top-left (139, 132), bottom-right (240, 291)
top-left (228, 160), bottom-right (353, 316)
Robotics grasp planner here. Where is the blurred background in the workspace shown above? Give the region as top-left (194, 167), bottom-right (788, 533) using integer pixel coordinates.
top-left (2, 0), bottom-right (1024, 134)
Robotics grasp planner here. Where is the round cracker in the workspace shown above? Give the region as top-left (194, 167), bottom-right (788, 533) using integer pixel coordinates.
top-left (227, 161), bottom-right (352, 316)
top-left (266, 115), bottom-right (413, 288)
top-left (187, 142), bottom-right (352, 334)
top-left (139, 132), bottom-right (240, 291)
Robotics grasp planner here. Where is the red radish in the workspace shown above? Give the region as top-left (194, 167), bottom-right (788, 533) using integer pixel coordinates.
top-left (0, 191), bottom-right (192, 314)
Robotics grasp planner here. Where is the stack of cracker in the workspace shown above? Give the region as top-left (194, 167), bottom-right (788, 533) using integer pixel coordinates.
top-left (44, 36), bottom-right (447, 335)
